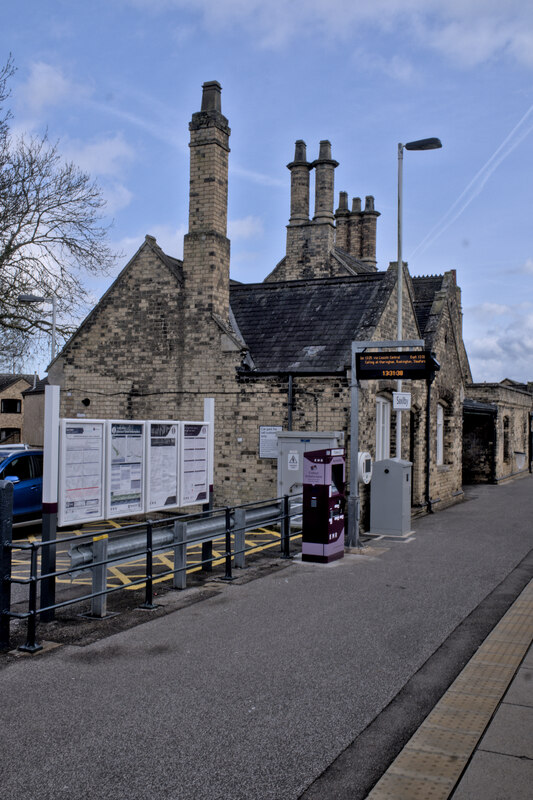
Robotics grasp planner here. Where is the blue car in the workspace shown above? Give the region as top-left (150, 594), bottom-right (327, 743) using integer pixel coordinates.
top-left (0, 447), bottom-right (43, 523)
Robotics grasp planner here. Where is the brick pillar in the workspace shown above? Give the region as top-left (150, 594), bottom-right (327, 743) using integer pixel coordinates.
top-left (348, 197), bottom-right (362, 258)
top-left (335, 191), bottom-right (350, 250)
top-left (183, 80), bottom-right (231, 321)
top-left (360, 195), bottom-right (380, 270)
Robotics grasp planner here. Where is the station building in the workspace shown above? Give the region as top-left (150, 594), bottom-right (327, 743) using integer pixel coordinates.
top-left (48, 81), bottom-right (477, 527)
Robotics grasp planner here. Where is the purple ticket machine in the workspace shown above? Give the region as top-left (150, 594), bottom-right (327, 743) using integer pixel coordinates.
top-left (302, 447), bottom-right (345, 563)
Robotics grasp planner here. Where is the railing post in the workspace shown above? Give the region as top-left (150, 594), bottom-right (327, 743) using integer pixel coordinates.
top-left (0, 480), bottom-right (13, 650)
top-left (91, 534), bottom-right (108, 618)
top-left (281, 495), bottom-right (293, 559)
top-left (221, 507), bottom-right (234, 581)
top-left (234, 507), bottom-right (246, 569)
top-left (19, 544), bottom-right (43, 653)
top-left (140, 521), bottom-right (157, 609)
top-left (173, 520), bottom-right (187, 590)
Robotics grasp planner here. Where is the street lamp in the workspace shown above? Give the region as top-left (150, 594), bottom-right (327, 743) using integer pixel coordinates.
top-left (17, 293), bottom-right (57, 362)
top-left (396, 137), bottom-right (442, 459)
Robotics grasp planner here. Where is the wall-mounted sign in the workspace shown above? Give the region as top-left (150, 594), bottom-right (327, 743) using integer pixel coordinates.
top-left (356, 351), bottom-right (435, 381)
top-left (393, 391), bottom-right (412, 410)
top-left (58, 420), bottom-right (105, 526)
top-left (259, 425), bottom-right (282, 459)
top-left (179, 422), bottom-right (209, 506)
top-left (146, 422), bottom-right (180, 512)
top-left (106, 421), bottom-right (145, 518)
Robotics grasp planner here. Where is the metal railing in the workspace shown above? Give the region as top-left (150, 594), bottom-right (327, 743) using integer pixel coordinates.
top-left (0, 491), bottom-right (302, 653)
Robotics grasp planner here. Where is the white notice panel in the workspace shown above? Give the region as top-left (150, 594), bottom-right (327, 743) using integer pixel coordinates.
top-left (179, 422), bottom-right (209, 506)
top-left (146, 421), bottom-right (180, 512)
top-left (106, 421), bottom-right (145, 518)
top-left (259, 425), bottom-right (282, 459)
top-left (58, 420), bottom-right (105, 527)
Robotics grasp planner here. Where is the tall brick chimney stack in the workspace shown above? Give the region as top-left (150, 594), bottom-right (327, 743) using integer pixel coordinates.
top-left (183, 80), bottom-right (231, 320)
top-left (287, 140), bottom-right (311, 224)
top-left (312, 140), bottom-right (338, 223)
top-left (334, 191), bottom-right (350, 250)
top-left (360, 195), bottom-right (380, 270)
top-left (348, 197), bottom-right (363, 259)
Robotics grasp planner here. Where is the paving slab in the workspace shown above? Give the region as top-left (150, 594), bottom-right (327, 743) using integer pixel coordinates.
top-left (451, 750), bottom-right (533, 800)
top-left (477, 703), bottom-right (533, 759)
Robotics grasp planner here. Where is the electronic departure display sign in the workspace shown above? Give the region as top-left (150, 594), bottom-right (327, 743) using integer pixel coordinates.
top-left (356, 351), bottom-right (439, 381)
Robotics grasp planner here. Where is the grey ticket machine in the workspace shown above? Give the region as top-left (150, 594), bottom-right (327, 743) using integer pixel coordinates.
top-left (370, 458), bottom-right (413, 536)
top-left (302, 448), bottom-right (345, 563)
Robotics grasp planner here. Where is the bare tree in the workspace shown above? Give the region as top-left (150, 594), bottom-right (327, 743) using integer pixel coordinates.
top-left (0, 57), bottom-right (116, 358)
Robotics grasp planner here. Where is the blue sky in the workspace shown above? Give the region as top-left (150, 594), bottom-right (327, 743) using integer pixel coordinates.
top-left (3, 0), bottom-right (533, 382)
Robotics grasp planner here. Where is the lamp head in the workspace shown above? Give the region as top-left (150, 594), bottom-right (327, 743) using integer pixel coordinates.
top-left (404, 137), bottom-right (442, 151)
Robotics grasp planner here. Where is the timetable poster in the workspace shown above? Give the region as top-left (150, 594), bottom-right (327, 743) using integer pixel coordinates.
top-left (179, 422), bottom-right (209, 506)
top-left (106, 421), bottom-right (145, 518)
top-left (147, 422), bottom-right (180, 511)
top-left (58, 420), bottom-right (105, 526)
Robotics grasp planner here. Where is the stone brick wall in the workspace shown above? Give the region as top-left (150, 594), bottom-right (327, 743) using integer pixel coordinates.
top-left (465, 383), bottom-right (533, 482)
top-left (0, 378), bottom-right (31, 442)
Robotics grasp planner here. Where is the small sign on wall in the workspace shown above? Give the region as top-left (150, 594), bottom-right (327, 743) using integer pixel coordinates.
top-left (259, 425), bottom-right (282, 459)
top-left (393, 392), bottom-right (412, 410)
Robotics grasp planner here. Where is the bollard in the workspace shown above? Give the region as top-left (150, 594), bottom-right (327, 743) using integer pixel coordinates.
top-left (173, 520), bottom-right (187, 590)
top-left (0, 480), bottom-right (13, 649)
top-left (234, 508), bottom-right (246, 569)
top-left (19, 545), bottom-right (43, 653)
top-left (91, 534), bottom-right (108, 617)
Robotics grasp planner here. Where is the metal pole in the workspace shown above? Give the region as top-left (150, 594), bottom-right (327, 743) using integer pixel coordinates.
top-left (396, 143), bottom-right (404, 460)
top-left (221, 507), bottom-right (234, 581)
top-left (51, 294), bottom-right (57, 361)
top-left (41, 384), bottom-right (60, 622)
top-left (140, 521), bottom-right (156, 609)
top-left (347, 342), bottom-right (360, 547)
top-left (0, 481), bottom-right (13, 649)
top-left (91, 534), bottom-right (108, 617)
top-left (280, 495), bottom-right (292, 558)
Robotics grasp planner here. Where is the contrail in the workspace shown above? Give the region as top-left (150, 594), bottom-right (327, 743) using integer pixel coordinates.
top-left (409, 104), bottom-right (533, 259)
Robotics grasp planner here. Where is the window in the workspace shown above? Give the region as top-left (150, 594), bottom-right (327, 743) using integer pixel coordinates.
top-left (503, 416), bottom-right (510, 462)
top-left (1, 398), bottom-right (21, 414)
top-left (0, 454), bottom-right (33, 482)
top-left (436, 404), bottom-right (444, 465)
top-left (376, 397), bottom-right (391, 461)
top-left (0, 428), bottom-right (21, 443)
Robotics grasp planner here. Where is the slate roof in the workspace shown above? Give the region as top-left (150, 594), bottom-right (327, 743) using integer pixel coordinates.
top-left (230, 272), bottom-right (395, 373)
top-left (0, 374), bottom-right (35, 393)
top-left (22, 376), bottom-right (48, 395)
top-left (411, 276), bottom-right (444, 336)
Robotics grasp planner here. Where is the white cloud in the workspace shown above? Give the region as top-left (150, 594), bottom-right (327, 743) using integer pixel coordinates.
top-left (465, 303), bottom-right (533, 382)
top-left (101, 183), bottom-right (134, 215)
top-left (17, 62), bottom-right (89, 115)
top-left (123, 1), bottom-right (533, 68)
top-left (62, 134), bottom-right (135, 177)
top-left (228, 215), bottom-right (264, 240)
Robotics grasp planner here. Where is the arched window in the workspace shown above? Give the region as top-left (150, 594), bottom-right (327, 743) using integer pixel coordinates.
top-left (376, 397), bottom-right (391, 461)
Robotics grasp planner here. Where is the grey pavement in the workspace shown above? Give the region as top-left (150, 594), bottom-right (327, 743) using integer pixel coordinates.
top-left (1, 477), bottom-right (533, 800)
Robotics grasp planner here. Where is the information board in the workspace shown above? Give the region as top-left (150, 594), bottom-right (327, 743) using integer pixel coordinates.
top-left (356, 351), bottom-right (431, 380)
top-left (146, 421), bottom-right (180, 512)
top-left (179, 422), bottom-right (209, 506)
top-left (259, 425), bottom-right (282, 458)
top-left (58, 420), bottom-right (105, 526)
top-left (106, 421), bottom-right (145, 518)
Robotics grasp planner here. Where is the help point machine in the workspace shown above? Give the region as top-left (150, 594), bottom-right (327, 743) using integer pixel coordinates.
top-left (302, 447), bottom-right (345, 563)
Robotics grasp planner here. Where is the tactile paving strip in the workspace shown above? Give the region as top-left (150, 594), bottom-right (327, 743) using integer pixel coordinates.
top-left (366, 579), bottom-right (533, 800)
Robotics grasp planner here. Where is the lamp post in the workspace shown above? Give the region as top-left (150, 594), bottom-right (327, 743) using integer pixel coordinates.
top-left (17, 293), bottom-right (57, 362)
top-left (396, 137), bottom-right (442, 459)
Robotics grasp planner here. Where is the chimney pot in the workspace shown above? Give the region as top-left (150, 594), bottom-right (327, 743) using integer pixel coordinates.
top-left (201, 80), bottom-right (222, 112)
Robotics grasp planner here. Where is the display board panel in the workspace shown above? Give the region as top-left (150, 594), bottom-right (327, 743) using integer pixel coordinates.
top-left (356, 350), bottom-right (431, 380)
top-left (179, 422), bottom-right (209, 506)
top-left (58, 420), bottom-right (105, 527)
top-left (146, 421), bottom-right (180, 512)
top-left (106, 421), bottom-right (145, 518)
